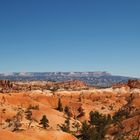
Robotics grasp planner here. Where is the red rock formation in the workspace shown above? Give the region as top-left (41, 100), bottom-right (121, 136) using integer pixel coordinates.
top-left (112, 80), bottom-right (140, 89)
top-left (128, 80), bottom-right (140, 89)
top-left (0, 80), bottom-right (13, 93)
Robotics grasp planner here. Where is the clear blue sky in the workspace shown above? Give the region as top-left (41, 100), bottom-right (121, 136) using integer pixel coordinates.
top-left (0, 0), bottom-right (140, 77)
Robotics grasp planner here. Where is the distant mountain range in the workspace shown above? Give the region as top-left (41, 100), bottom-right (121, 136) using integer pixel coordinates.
top-left (0, 72), bottom-right (136, 87)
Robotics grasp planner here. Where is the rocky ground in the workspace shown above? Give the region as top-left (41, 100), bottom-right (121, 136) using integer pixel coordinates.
top-left (0, 80), bottom-right (140, 140)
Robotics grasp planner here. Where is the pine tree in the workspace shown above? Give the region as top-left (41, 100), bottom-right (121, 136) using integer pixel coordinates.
top-left (59, 117), bottom-right (70, 133)
top-left (57, 98), bottom-right (63, 112)
top-left (39, 115), bottom-right (49, 129)
top-left (77, 106), bottom-right (85, 118)
top-left (89, 111), bottom-right (111, 140)
top-left (64, 106), bottom-right (71, 117)
top-left (25, 108), bottom-right (33, 128)
top-left (80, 121), bottom-right (91, 140)
top-left (12, 114), bottom-right (22, 132)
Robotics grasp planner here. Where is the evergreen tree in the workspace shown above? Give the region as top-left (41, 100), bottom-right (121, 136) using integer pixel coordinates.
top-left (12, 114), bottom-right (22, 132)
top-left (59, 117), bottom-right (70, 133)
top-left (77, 106), bottom-right (85, 118)
top-left (80, 121), bottom-right (91, 140)
top-left (89, 111), bottom-right (111, 140)
top-left (25, 108), bottom-right (33, 128)
top-left (25, 109), bottom-right (32, 120)
top-left (57, 98), bottom-right (63, 112)
top-left (39, 115), bottom-right (49, 129)
top-left (64, 106), bottom-right (71, 117)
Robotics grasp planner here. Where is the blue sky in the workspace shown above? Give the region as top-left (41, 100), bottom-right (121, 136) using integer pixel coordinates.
top-left (0, 0), bottom-right (140, 77)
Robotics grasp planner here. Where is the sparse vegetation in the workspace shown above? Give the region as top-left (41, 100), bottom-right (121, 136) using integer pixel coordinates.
top-left (12, 113), bottom-right (22, 132)
top-left (80, 121), bottom-right (98, 140)
top-left (28, 104), bottom-right (39, 110)
top-left (25, 108), bottom-right (33, 128)
top-left (72, 120), bottom-right (81, 133)
top-left (0, 108), bottom-right (6, 127)
top-left (59, 116), bottom-right (70, 133)
top-left (57, 98), bottom-right (63, 112)
top-left (78, 111), bottom-right (112, 140)
top-left (77, 106), bottom-right (85, 118)
top-left (64, 106), bottom-right (71, 117)
top-left (1, 80), bottom-right (140, 140)
top-left (39, 115), bottom-right (49, 129)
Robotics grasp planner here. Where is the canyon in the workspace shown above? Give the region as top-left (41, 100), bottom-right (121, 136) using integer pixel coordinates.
top-left (0, 79), bottom-right (140, 140)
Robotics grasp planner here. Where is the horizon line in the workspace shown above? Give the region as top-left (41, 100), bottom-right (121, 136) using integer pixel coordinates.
top-left (0, 71), bottom-right (139, 78)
